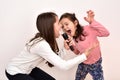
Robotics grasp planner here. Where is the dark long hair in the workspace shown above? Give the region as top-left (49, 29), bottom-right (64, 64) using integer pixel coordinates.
top-left (59, 13), bottom-right (85, 42)
top-left (29, 12), bottom-right (59, 67)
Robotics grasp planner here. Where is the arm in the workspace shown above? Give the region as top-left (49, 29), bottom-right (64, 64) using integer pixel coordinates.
top-left (89, 20), bottom-right (110, 37)
top-left (32, 40), bottom-right (87, 70)
top-left (84, 10), bottom-right (110, 37)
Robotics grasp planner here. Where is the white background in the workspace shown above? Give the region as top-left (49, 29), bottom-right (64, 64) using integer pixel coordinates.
top-left (0, 0), bottom-right (120, 80)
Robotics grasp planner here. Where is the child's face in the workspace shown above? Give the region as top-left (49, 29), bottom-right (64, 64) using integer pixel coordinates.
top-left (54, 16), bottom-right (62, 38)
top-left (60, 18), bottom-right (77, 37)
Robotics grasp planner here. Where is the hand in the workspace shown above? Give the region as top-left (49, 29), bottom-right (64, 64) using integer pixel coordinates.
top-left (64, 40), bottom-right (70, 50)
top-left (84, 42), bottom-right (99, 56)
top-left (84, 10), bottom-right (95, 24)
top-left (64, 36), bottom-right (75, 50)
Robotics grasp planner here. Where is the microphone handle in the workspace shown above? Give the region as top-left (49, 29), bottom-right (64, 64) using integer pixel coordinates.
top-left (62, 33), bottom-right (74, 51)
top-left (66, 42), bottom-right (74, 51)
top-left (69, 45), bottom-right (74, 51)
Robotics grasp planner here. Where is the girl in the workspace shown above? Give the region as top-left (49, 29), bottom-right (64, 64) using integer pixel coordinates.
top-left (59, 10), bottom-right (110, 80)
top-left (5, 12), bottom-right (96, 80)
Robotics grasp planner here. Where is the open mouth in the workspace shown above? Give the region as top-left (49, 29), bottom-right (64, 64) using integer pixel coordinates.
top-left (66, 30), bottom-right (71, 35)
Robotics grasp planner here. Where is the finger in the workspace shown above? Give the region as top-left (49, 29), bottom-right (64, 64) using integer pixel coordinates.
top-left (87, 11), bottom-right (89, 14)
top-left (64, 40), bottom-right (69, 44)
top-left (94, 42), bottom-right (99, 48)
top-left (84, 17), bottom-right (87, 21)
top-left (64, 41), bottom-right (70, 50)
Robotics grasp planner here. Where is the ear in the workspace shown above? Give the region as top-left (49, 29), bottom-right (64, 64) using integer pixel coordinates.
top-left (74, 20), bottom-right (78, 26)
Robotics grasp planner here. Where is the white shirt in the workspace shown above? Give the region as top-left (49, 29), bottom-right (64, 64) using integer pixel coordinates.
top-left (6, 38), bottom-right (87, 75)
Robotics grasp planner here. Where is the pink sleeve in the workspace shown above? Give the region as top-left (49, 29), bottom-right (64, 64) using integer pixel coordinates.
top-left (89, 20), bottom-right (110, 37)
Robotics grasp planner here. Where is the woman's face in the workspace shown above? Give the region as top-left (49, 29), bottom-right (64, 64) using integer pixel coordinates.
top-left (54, 16), bottom-right (62, 38)
top-left (60, 18), bottom-right (77, 37)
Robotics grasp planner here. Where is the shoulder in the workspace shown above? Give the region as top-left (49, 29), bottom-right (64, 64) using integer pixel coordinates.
top-left (83, 25), bottom-right (90, 31)
top-left (29, 38), bottom-right (51, 53)
top-left (34, 39), bottom-right (50, 49)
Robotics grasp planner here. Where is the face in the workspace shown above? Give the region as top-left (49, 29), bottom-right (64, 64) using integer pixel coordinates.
top-left (54, 16), bottom-right (62, 38)
top-left (60, 18), bottom-right (77, 37)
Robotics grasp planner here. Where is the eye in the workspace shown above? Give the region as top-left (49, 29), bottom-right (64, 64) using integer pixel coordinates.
top-left (61, 25), bottom-right (64, 29)
top-left (59, 24), bottom-right (64, 29)
top-left (65, 23), bottom-right (68, 26)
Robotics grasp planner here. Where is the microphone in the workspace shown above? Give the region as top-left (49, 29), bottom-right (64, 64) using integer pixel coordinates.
top-left (62, 33), bottom-right (74, 51)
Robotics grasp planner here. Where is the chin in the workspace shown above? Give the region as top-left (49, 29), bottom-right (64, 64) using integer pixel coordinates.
top-left (56, 34), bottom-right (60, 38)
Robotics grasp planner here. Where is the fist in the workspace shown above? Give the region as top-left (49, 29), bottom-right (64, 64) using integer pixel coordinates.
top-left (84, 10), bottom-right (95, 24)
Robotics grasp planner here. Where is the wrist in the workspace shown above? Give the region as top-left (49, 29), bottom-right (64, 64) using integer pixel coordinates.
top-left (89, 19), bottom-right (95, 24)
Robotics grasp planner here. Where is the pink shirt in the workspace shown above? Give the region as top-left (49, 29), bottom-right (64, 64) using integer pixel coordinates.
top-left (74, 20), bottom-right (110, 64)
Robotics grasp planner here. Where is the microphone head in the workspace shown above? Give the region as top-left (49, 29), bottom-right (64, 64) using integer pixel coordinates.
top-left (62, 33), bottom-right (68, 40)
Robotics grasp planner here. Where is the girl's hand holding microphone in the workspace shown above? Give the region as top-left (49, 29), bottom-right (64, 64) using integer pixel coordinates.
top-left (63, 35), bottom-right (75, 51)
top-left (62, 33), bottom-right (75, 51)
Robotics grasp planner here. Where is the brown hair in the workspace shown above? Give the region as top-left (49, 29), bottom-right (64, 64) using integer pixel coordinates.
top-left (60, 13), bottom-right (85, 42)
top-left (29, 12), bottom-right (59, 67)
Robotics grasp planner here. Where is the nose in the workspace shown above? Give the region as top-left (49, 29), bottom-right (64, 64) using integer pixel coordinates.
top-left (63, 25), bottom-right (68, 32)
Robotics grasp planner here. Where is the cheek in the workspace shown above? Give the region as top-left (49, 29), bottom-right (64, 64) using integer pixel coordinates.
top-left (54, 26), bottom-right (60, 38)
top-left (71, 25), bottom-right (76, 36)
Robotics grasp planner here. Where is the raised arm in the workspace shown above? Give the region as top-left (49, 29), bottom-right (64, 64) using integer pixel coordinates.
top-left (84, 10), bottom-right (110, 37)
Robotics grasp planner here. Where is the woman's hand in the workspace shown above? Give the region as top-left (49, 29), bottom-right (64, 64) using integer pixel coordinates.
top-left (84, 42), bottom-right (99, 56)
top-left (84, 10), bottom-right (95, 24)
